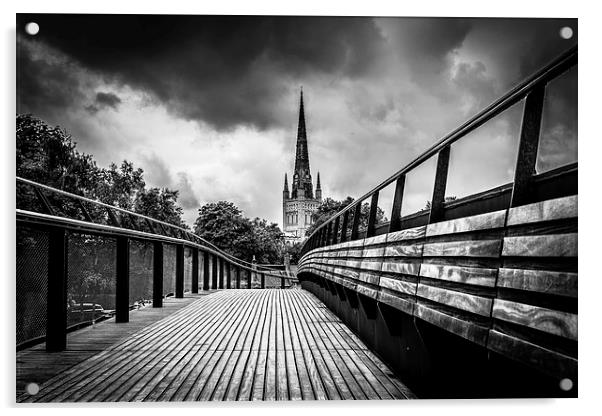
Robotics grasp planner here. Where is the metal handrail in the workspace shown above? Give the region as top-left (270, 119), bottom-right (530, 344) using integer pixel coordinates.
top-left (16, 176), bottom-right (284, 274)
top-left (301, 45), bottom-right (577, 254)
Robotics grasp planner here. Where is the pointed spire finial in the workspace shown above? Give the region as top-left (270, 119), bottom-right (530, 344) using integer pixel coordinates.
top-left (316, 171), bottom-right (321, 189)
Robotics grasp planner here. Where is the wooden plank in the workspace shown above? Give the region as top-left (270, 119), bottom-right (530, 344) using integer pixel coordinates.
top-left (420, 263), bottom-right (497, 287)
top-left (502, 234), bottom-right (577, 257)
top-left (381, 260), bottom-right (421, 276)
top-left (386, 225), bottom-right (426, 242)
top-left (492, 299), bottom-right (577, 340)
top-left (497, 268), bottom-right (577, 297)
top-left (426, 209), bottom-right (506, 237)
top-left (414, 304), bottom-right (489, 346)
top-left (416, 284), bottom-right (493, 317)
top-left (384, 243), bottom-right (423, 257)
top-left (18, 290), bottom-right (413, 402)
top-left (379, 277), bottom-right (416, 295)
top-left (377, 291), bottom-right (415, 315)
top-left (422, 239), bottom-right (501, 258)
top-left (507, 195), bottom-right (577, 226)
top-left (487, 330), bottom-right (577, 379)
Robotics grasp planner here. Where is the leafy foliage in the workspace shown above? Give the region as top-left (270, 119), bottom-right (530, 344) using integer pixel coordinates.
top-left (16, 114), bottom-right (187, 227)
top-left (193, 201), bottom-right (284, 263)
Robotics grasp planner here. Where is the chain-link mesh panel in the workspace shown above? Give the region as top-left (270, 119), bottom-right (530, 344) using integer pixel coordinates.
top-left (129, 240), bottom-right (153, 307)
top-left (264, 274), bottom-right (283, 288)
top-left (16, 226), bottom-right (49, 345)
top-left (67, 234), bottom-right (116, 327)
top-left (163, 245), bottom-right (176, 296)
top-left (184, 248), bottom-right (192, 293)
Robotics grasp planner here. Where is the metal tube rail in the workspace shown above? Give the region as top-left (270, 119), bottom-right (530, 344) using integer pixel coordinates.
top-left (301, 45), bottom-right (577, 254)
top-left (16, 176), bottom-right (282, 274)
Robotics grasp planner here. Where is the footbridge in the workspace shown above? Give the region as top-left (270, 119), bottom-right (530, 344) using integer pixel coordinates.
top-left (16, 46), bottom-right (577, 401)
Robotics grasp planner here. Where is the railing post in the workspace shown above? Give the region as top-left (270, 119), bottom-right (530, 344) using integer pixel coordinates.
top-left (175, 244), bottom-right (184, 298)
top-left (191, 247), bottom-right (199, 293)
top-left (389, 175), bottom-right (406, 233)
top-left (203, 251), bottom-right (210, 290)
top-left (261, 273), bottom-right (265, 289)
top-left (510, 84), bottom-right (546, 208)
top-left (350, 203), bottom-right (362, 240)
top-left (341, 211), bottom-right (349, 242)
top-left (281, 273), bottom-right (285, 289)
top-left (236, 267), bottom-right (241, 289)
top-left (326, 222), bottom-right (333, 246)
top-left (366, 192), bottom-right (379, 237)
top-left (332, 216), bottom-right (340, 245)
top-left (218, 258), bottom-right (224, 289)
top-left (428, 145), bottom-right (451, 224)
top-left (247, 269), bottom-right (252, 289)
top-left (211, 254), bottom-right (218, 289)
top-left (115, 236), bottom-right (130, 323)
top-left (226, 263), bottom-right (232, 289)
top-left (153, 241), bottom-right (163, 307)
top-left (46, 227), bottom-right (68, 352)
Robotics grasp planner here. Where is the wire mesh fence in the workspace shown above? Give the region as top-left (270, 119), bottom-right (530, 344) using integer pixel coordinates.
top-left (16, 226), bottom-right (49, 346)
top-left (67, 234), bottom-right (116, 328)
top-left (184, 247), bottom-right (192, 293)
top-left (129, 240), bottom-right (153, 308)
top-left (163, 244), bottom-right (176, 296)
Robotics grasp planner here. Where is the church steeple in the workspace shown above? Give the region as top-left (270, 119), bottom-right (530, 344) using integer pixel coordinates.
top-left (292, 88), bottom-right (313, 199)
top-left (316, 172), bottom-right (322, 200)
top-left (283, 173), bottom-right (290, 199)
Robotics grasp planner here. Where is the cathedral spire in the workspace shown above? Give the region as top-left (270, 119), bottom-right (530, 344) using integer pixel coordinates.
top-left (292, 88), bottom-right (313, 199)
top-left (316, 172), bottom-right (322, 200)
top-left (294, 88), bottom-right (310, 174)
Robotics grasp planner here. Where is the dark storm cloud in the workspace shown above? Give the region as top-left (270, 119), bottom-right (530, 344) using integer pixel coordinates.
top-left (17, 14), bottom-right (386, 131)
top-left (95, 92), bottom-right (122, 109)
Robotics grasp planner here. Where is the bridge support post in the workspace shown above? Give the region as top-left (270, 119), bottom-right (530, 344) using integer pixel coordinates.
top-left (261, 273), bottom-right (265, 289)
top-left (116, 236), bottom-right (130, 323)
top-left (226, 263), bottom-right (232, 289)
top-left (153, 241), bottom-right (163, 307)
top-left (203, 251), bottom-right (210, 290)
top-left (281, 274), bottom-right (285, 289)
top-left (211, 254), bottom-right (218, 289)
top-left (218, 258), bottom-right (224, 289)
top-left (351, 203), bottom-right (362, 240)
top-left (46, 227), bottom-right (68, 352)
top-left (236, 267), bottom-right (241, 288)
top-left (366, 192), bottom-right (380, 237)
top-left (191, 247), bottom-right (199, 293)
top-left (175, 244), bottom-right (184, 298)
top-left (428, 145), bottom-right (451, 224)
top-left (510, 84), bottom-right (546, 208)
top-left (389, 175), bottom-right (406, 233)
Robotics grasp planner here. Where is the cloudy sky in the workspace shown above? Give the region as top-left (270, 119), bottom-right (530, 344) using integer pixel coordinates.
top-left (16, 15), bottom-right (577, 227)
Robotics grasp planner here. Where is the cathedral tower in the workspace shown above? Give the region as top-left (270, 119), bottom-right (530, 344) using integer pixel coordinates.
top-left (283, 89), bottom-right (323, 244)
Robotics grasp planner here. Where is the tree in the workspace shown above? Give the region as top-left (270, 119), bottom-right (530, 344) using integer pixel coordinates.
top-left (134, 187), bottom-right (187, 228)
top-left (17, 114), bottom-right (188, 227)
top-left (193, 201), bottom-right (284, 263)
top-left (305, 196), bottom-right (387, 237)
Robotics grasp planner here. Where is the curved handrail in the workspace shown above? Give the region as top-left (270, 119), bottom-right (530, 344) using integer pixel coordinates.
top-left (301, 45), bottom-right (577, 254)
top-left (16, 176), bottom-right (288, 277)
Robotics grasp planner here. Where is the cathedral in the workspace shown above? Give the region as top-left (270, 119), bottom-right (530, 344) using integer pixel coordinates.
top-left (283, 90), bottom-right (322, 245)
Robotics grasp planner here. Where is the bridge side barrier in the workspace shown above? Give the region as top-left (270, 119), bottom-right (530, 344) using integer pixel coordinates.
top-left (16, 178), bottom-right (296, 352)
top-left (298, 194), bottom-right (577, 395)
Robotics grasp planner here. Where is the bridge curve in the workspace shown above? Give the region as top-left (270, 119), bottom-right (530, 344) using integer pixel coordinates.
top-left (297, 46), bottom-right (577, 398)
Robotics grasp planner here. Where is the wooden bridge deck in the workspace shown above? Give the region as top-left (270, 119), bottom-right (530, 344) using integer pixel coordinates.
top-left (17, 289), bottom-right (414, 402)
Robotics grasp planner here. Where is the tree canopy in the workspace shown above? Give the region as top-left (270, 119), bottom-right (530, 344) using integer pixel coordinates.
top-left (17, 114), bottom-right (187, 227)
top-left (193, 201), bottom-right (284, 264)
